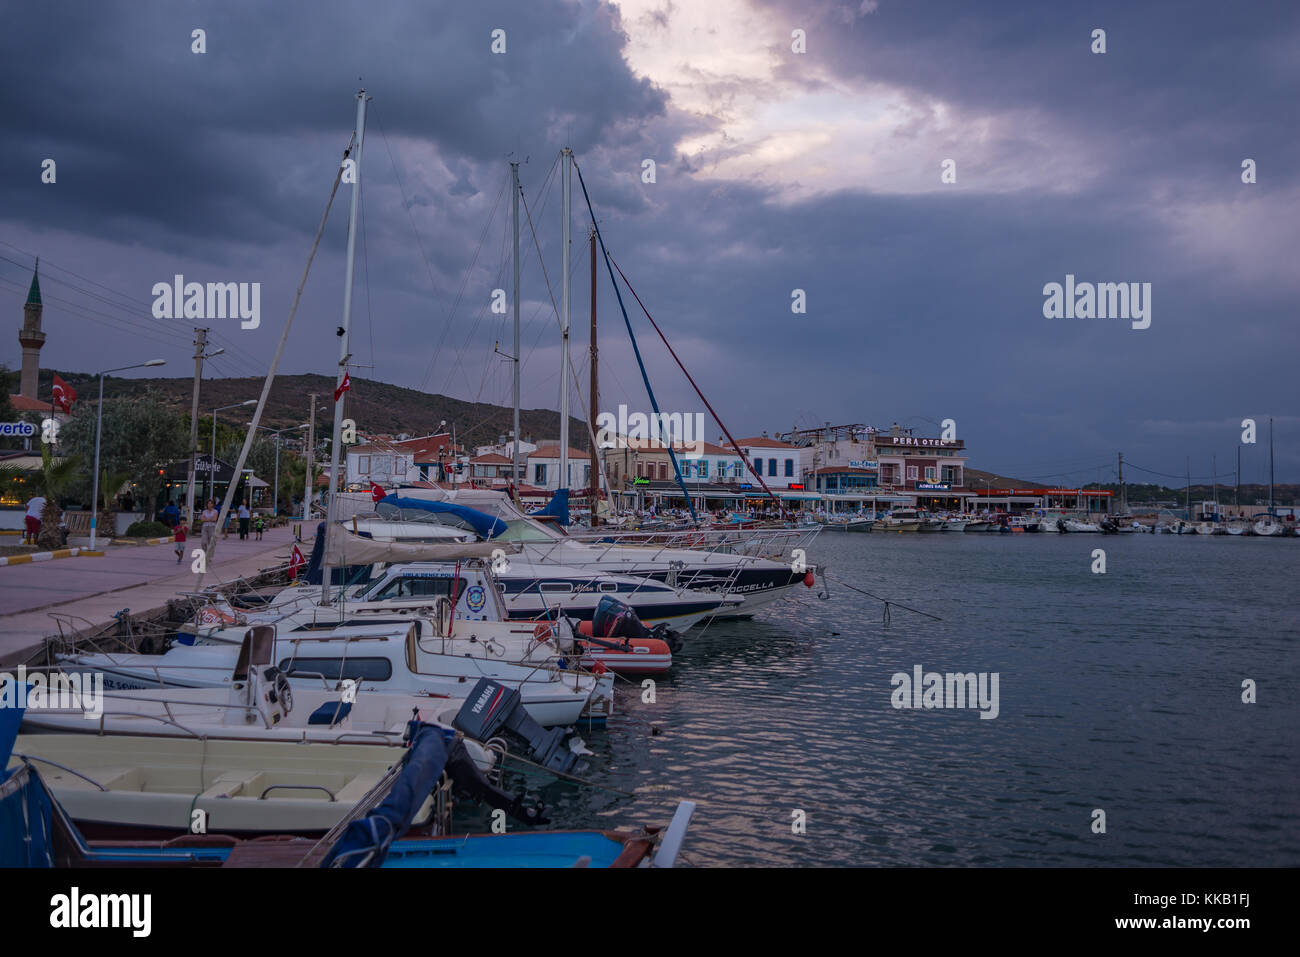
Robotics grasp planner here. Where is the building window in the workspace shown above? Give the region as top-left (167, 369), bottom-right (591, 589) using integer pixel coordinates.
top-left (907, 466), bottom-right (919, 481)
top-left (768, 458), bottom-right (777, 477)
top-left (699, 459), bottom-right (709, 478)
top-left (658, 463), bottom-right (667, 480)
top-left (396, 459), bottom-right (407, 476)
top-left (925, 466), bottom-right (937, 482)
top-left (357, 455), bottom-right (370, 475)
top-left (784, 459), bottom-right (793, 477)
top-left (534, 464), bottom-right (547, 485)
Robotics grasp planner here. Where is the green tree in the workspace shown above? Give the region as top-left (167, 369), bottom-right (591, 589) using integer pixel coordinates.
top-left (35, 444), bottom-right (83, 548)
top-left (58, 389), bottom-right (188, 519)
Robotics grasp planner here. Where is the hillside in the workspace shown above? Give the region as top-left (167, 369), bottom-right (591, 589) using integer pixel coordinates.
top-left (40, 370), bottom-right (590, 451)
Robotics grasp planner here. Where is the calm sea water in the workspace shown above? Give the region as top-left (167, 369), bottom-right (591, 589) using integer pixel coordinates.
top-left (489, 532), bottom-right (1300, 866)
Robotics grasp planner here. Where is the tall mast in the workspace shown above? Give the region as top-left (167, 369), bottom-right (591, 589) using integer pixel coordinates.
top-left (511, 161), bottom-right (521, 494)
top-left (1212, 453), bottom-right (1217, 516)
top-left (1236, 445), bottom-right (1240, 509)
top-left (1269, 417), bottom-right (1275, 513)
top-left (1185, 457), bottom-right (1190, 519)
top-left (588, 225), bottom-right (599, 525)
top-left (321, 88), bottom-right (368, 605)
top-left (1117, 451), bottom-right (1125, 515)
top-left (559, 147), bottom-right (572, 491)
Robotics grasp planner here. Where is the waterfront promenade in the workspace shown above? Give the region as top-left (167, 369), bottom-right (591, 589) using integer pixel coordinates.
top-left (0, 525), bottom-right (303, 666)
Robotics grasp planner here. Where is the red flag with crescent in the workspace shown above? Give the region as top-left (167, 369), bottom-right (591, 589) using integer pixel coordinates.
top-left (289, 544), bottom-right (305, 580)
top-left (52, 374), bottom-right (77, 413)
top-left (370, 482), bottom-right (386, 503)
top-left (334, 371), bottom-right (351, 402)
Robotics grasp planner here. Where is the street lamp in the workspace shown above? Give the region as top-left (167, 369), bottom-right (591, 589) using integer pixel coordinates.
top-left (89, 359), bottom-right (166, 550)
top-left (208, 400), bottom-right (256, 502)
top-left (256, 423), bottom-right (309, 514)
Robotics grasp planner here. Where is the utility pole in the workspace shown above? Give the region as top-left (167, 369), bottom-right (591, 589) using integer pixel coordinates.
top-left (184, 328), bottom-right (208, 528)
top-left (588, 225), bottom-right (599, 525)
top-left (303, 393), bottom-right (317, 523)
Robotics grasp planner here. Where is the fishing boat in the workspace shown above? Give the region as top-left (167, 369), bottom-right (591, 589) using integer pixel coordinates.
top-left (876, 508), bottom-right (923, 532)
top-left (820, 516), bottom-right (874, 532)
top-left (1060, 518), bottom-right (1102, 533)
top-left (3, 711), bottom-right (695, 867)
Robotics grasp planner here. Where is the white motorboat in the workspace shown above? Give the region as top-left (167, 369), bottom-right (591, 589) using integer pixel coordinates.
top-left (358, 490), bottom-right (821, 620)
top-left (59, 621), bottom-right (605, 728)
top-left (876, 508), bottom-right (923, 532)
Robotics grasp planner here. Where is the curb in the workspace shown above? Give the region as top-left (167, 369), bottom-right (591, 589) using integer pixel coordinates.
top-left (0, 547), bottom-right (92, 567)
top-left (110, 535), bottom-right (177, 547)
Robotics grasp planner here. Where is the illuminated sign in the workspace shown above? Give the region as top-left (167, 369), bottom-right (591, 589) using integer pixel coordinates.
top-left (916, 483), bottom-right (951, 491)
top-left (875, 437), bottom-right (962, 449)
top-left (633, 477), bottom-right (650, 485)
top-left (788, 484), bottom-right (805, 490)
top-left (0, 422), bottom-right (37, 437)
top-left (848, 461), bottom-right (878, 468)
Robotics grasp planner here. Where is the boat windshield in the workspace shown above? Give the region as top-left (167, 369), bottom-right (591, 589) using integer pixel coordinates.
top-left (495, 519), bottom-right (561, 543)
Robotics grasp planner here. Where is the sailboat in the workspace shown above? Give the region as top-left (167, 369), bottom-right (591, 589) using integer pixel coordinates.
top-left (1254, 418), bottom-right (1285, 536)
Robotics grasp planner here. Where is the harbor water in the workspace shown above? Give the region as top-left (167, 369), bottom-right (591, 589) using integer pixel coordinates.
top-left (511, 533), bottom-right (1299, 866)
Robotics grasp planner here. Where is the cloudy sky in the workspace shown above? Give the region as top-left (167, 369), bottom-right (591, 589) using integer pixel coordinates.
top-left (2, 0), bottom-right (1297, 484)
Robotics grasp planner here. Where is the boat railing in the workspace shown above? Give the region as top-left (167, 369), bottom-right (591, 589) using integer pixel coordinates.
top-left (260, 784), bottom-right (337, 802)
top-left (10, 753), bottom-right (110, 792)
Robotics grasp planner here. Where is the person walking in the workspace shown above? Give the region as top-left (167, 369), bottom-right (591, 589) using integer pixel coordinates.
top-left (160, 501), bottom-right (180, 530)
top-left (254, 513), bottom-right (265, 541)
top-left (200, 499), bottom-right (220, 556)
top-left (173, 521), bottom-right (187, 563)
top-left (24, 493), bottom-right (46, 545)
top-left (238, 500), bottom-right (251, 540)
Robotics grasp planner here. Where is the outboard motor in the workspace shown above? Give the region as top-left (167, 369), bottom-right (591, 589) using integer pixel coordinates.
top-left (452, 678), bottom-right (588, 776)
top-left (590, 596), bottom-right (683, 653)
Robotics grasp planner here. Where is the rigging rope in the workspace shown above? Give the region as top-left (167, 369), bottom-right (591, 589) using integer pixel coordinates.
top-left (571, 157), bottom-right (697, 523)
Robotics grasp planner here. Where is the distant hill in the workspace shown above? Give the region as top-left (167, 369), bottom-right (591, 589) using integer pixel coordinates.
top-left (40, 370), bottom-right (590, 451)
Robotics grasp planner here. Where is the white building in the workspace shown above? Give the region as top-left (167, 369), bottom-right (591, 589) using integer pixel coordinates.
top-left (527, 445), bottom-right (591, 491)
top-left (735, 435), bottom-right (805, 490)
top-left (345, 439), bottom-right (415, 487)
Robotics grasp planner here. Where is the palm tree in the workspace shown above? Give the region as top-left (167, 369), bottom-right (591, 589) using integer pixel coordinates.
top-left (35, 444), bottom-right (83, 549)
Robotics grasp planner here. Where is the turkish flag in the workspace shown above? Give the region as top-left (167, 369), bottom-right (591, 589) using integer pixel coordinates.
top-left (51, 374), bottom-right (76, 413)
top-left (288, 544), bottom-right (305, 580)
top-left (334, 371), bottom-right (351, 402)
top-left (370, 482), bottom-right (386, 503)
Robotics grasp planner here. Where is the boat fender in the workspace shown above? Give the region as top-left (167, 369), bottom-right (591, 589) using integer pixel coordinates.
top-left (803, 571), bottom-right (815, 587)
top-left (533, 623), bottom-right (553, 642)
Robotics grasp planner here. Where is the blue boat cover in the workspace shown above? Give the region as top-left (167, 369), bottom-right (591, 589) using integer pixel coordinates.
top-left (378, 496), bottom-right (508, 539)
top-left (321, 722), bottom-right (452, 868)
top-left (534, 488), bottom-right (570, 527)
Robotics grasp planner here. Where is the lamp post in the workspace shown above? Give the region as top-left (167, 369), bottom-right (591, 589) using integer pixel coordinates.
top-left (90, 359), bottom-right (166, 550)
top-left (208, 400), bottom-right (256, 502)
top-left (256, 423), bottom-right (309, 514)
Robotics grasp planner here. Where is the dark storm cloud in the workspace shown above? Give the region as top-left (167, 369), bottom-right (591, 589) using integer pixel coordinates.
top-left (0, 0), bottom-right (1296, 482)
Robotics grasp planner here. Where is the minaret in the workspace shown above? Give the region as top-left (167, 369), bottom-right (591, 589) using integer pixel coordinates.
top-left (19, 261), bottom-right (45, 399)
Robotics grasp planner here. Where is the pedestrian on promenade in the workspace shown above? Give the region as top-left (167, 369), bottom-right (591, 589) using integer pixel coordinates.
top-left (201, 499), bottom-right (219, 555)
top-left (238, 500), bottom-right (251, 540)
top-left (254, 513), bottom-right (265, 541)
top-left (174, 521), bottom-right (187, 563)
top-left (24, 493), bottom-right (45, 545)
top-left (160, 501), bottom-right (180, 529)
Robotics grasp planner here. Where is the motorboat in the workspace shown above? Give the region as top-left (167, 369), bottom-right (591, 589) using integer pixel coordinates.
top-left (59, 620), bottom-right (607, 728)
top-left (355, 490), bottom-right (822, 620)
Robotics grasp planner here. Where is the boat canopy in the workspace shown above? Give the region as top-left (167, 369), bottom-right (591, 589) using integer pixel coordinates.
top-left (533, 488), bottom-right (570, 526)
top-left (323, 528), bottom-right (519, 566)
top-left (379, 495), bottom-right (508, 539)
